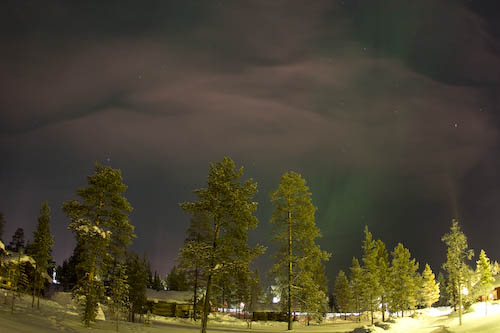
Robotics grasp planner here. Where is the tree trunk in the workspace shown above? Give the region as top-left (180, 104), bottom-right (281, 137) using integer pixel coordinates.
top-left (458, 282), bottom-right (462, 326)
top-left (222, 281), bottom-right (225, 313)
top-left (32, 271), bottom-right (37, 308)
top-left (201, 273), bottom-right (212, 333)
top-left (201, 222), bottom-right (220, 333)
top-left (381, 296), bottom-right (385, 322)
top-left (287, 208), bottom-right (293, 331)
top-left (370, 305), bottom-right (374, 325)
top-left (193, 267), bottom-right (198, 321)
top-left (32, 282), bottom-right (36, 308)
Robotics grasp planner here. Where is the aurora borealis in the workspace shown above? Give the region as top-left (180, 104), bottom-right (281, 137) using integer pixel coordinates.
top-left (1, 0), bottom-right (500, 283)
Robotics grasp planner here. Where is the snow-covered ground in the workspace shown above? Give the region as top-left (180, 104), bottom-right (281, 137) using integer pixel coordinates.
top-left (1, 290), bottom-right (500, 333)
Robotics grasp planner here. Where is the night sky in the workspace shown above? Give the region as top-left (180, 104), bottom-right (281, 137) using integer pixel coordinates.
top-left (2, 0), bottom-right (500, 286)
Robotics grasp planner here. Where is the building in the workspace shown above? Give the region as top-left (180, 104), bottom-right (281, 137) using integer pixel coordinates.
top-left (146, 289), bottom-right (197, 317)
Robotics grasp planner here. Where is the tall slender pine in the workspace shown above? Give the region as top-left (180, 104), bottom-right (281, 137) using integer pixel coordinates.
top-left (31, 201), bottom-right (54, 309)
top-left (180, 157), bottom-right (263, 333)
top-left (270, 171), bottom-right (330, 330)
top-left (442, 219), bottom-right (473, 326)
top-left (63, 163), bottom-right (134, 326)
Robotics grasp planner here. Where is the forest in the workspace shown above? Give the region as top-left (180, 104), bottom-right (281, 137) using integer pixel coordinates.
top-left (0, 157), bottom-right (497, 332)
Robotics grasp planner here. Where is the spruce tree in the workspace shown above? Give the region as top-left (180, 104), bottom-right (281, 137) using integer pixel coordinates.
top-left (349, 257), bottom-right (363, 322)
top-left (31, 201), bottom-right (54, 309)
top-left (420, 264), bottom-right (440, 308)
top-left (270, 171), bottom-right (330, 330)
top-left (126, 253), bottom-right (148, 322)
top-left (376, 239), bottom-right (389, 322)
top-left (177, 212), bottom-right (211, 321)
top-left (247, 269), bottom-right (264, 324)
top-left (388, 243), bottom-right (419, 317)
top-left (151, 271), bottom-right (162, 291)
top-left (7, 227), bottom-right (25, 252)
top-left (56, 241), bottom-right (84, 291)
top-left (9, 249), bottom-right (32, 313)
top-left (334, 270), bottom-right (351, 320)
top-left (109, 263), bottom-right (129, 331)
top-left (180, 157), bottom-right (263, 333)
top-left (436, 272), bottom-right (448, 306)
top-left (442, 219), bottom-right (473, 326)
top-left (63, 163), bottom-right (134, 326)
top-left (360, 226), bottom-right (381, 325)
top-left (167, 266), bottom-right (188, 291)
top-left (492, 261), bottom-right (499, 276)
top-left (476, 249), bottom-right (494, 315)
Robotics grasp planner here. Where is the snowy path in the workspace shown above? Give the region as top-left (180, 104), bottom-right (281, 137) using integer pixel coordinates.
top-left (1, 292), bottom-right (500, 333)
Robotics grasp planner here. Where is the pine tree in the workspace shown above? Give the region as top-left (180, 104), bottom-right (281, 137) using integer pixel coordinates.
top-left (7, 227), bottom-right (25, 252)
top-left (176, 212), bottom-right (211, 321)
top-left (55, 241), bottom-right (85, 291)
top-left (349, 257), bottom-right (363, 321)
top-left (247, 269), bottom-right (264, 324)
top-left (436, 272), bottom-right (448, 306)
top-left (30, 201), bottom-right (54, 309)
top-left (442, 219), bottom-right (473, 326)
top-left (180, 157), bottom-right (263, 333)
top-left (492, 261), bottom-right (500, 276)
top-left (334, 270), bottom-right (351, 320)
top-left (360, 226), bottom-right (381, 325)
top-left (270, 171), bottom-right (330, 330)
top-left (296, 266), bottom-right (329, 325)
top-left (63, 163), bottom-right (134, 326)
top-left (214, 269), bottom-right (237, 312)
top-left (234, 266), bottom-right (252, 319)
top-left (151, 271), bottom-right (162, 291)
top-left (126, 253), bottom-right (148, 322)
top-left (167, 266), bottom-right (188, 291)
top-left (476, 249), bottom-right (494, 315)
top-left (388, 243), bottom-right (419, 317)
top-left (9, 249), bottom-right (32, 312)
top-left (376, 239), bottom-right (389, 321)
top-left (420, 264), bottom-right (440, 308)
top-left (109, 263), bottom-right (129, 332)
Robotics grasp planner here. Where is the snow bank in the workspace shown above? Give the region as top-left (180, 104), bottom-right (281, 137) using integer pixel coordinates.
top-left (352, 325), bottom-right (386, 333)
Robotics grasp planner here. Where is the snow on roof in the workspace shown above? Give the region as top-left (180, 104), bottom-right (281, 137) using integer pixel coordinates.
top-left (145, 289), bottom-right (193, 303)
top-left (493, 274), bottom-right (500, 289)
top-left (4, 252), bottom-right (36, 265)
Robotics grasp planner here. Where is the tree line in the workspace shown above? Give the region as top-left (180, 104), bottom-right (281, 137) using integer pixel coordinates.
top-left (333, 221), bottom-right (498, 326)
top-left (0, 203), bottom-right (54, 312)
top-left (0, 157), bottom-right (330, 332)
top-left (1, 156), bottom-right (497, 331)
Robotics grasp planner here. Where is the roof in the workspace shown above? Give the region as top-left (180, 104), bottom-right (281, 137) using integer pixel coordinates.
top-left (3, 253), bottom-right (35, 265)
top-left (492, 274), bottom-right (500, 289)
top-left (146, 289), bottom-right (193, 303)
top-left (251, 302), bottom-right (282, 312)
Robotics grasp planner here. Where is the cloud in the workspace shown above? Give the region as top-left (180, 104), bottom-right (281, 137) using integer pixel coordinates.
top-left (1, 0), bottom-right (500, 276)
